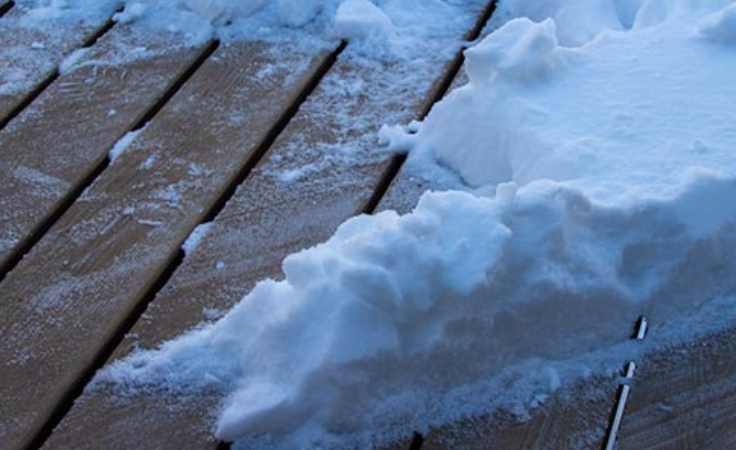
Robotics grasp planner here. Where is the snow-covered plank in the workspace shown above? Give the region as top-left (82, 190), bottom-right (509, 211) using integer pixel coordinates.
top-left (0, 6), bottom-right (118, 127)
top-left (0, 42), bottom-right (336, 450)
top-left (0, 28), bottom-right (212, 280)
top-left (40, 4), bottom-right (497, 450)
top-left (616, 327), bottom-right (736, 450)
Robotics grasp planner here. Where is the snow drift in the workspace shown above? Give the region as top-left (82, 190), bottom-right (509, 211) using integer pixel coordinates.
top-left (98, 0), bottom-right (736, 449)
top-left (15, 0), bottom-right (463, 49)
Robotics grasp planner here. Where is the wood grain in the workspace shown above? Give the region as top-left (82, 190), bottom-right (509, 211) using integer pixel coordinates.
top-left (617, 327), bottom-right (736, 450)
top-left (0, 41), bottom-right (334, 450)
top-left (0, 6), bottom-right (117, 126)
top-left (421, 376), bottom-right (618, 450)
top-left (0, 27), bottom-right (210, 276)
top-left (40, 3), bottom-right (494, 450)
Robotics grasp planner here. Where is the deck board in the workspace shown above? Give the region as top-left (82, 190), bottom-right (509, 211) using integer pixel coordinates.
top-left (0, 41), bottom-right (335, 450)
top-left (41, 4), bottom-right (495, 450)
top-left (421, 376), bottom-right (618, 450)
top-left (0, 28), bottom-right (211, 276)
top-left (617, 326), bottom-right (736, 450)
top-left (0, 6), bottom-right (117, 126)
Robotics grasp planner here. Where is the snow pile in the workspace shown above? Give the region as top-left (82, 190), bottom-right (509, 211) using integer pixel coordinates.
top-left (15, 0), bottom-right (119, 24)
top-left (391, 0), bottom-right (736, 206)
top-left (699, 2), bottom-right (736, 42)
top-left (99, 0), bottom-right (736, 449)
top-left (14, 0), bottom-right (468, 50)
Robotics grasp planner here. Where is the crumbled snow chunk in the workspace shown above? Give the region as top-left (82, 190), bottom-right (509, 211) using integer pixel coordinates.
top-left (277, 0), bottom-right (323, 27)
top-left (58, 48), bottom-right (90, 75)
top-left (109, 129), bottom-right (144, 163)
top-left (182, 223), bottom-right (213, 255)
top-left (465, 18), bottom-right (561, 84)
top-left (335, 0), bottom-right (395, 43)
top-left (137, 219), bottom-right (163, 227)
top-left (203, 307), bottom-right (225, 320)
top-left (113, 2), bottom-right (146, 24)
top-left (140, 154), bottom-right (157, 170)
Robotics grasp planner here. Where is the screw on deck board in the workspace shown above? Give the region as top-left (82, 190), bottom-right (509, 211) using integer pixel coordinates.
top-left (635, 316), bottom-right (648, 340)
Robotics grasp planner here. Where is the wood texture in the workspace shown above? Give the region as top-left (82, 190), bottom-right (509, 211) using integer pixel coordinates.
top-left (41, 4), bottom-right (493, 450)
top-left (0, 6), bottom-right (116, 125)
top-left (617, 327), bottom-right (736, 450)
top-left (0, 28), bottom-right (210, 274)
top-left (421, 376), bottom-right (618, 450)
top-left (0, 42), bottom-right (334, 450)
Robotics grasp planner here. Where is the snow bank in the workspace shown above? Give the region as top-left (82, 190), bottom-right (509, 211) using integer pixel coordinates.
top-left (98, 0), bottom-right (736, 449)
top-left (15, 0), bottom-right (467, 51)
top-left (699, 2), bottom-right (736, 42)
top-left (397, 0), bottom-right (736, 206)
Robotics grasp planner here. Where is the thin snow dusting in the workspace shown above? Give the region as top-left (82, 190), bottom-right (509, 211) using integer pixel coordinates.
top-left (62, 0), bottom-right (736, 449)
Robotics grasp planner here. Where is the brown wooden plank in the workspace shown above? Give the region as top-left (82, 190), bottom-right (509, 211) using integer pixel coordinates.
top-left (420, 376), bottom-right (618, 450)
top-left (41, 4), bottom-right (496, 450)
top-left (617, 326), bottom-right (736, 450)
top-left (0, 28), bottom-right (212, 278)
top-left (0, 41), bottom-right (336, 450)
top-left (0, 6), bottom-right (118, 126)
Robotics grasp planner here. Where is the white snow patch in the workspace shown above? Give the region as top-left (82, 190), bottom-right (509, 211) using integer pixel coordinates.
top-left (109, 129), bottom-right (143, 163)
top-left (335, 0), bottom-right (395, 43)
top-left (58, 47), bottom-right (91, 75)
top-left (182, 222), bottom-right (213, 256)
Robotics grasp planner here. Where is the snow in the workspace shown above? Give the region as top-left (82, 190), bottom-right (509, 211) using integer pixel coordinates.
top-left (699, 2), bottom-right (736, 42)
top-left (181, 222), bottom-right (213, 255)
top-left (108, 129), bottom-right (143, 163)
top-left (335, 0), bottom-right (395, 43)
top-left (49, 0), bottom-right (736, 448)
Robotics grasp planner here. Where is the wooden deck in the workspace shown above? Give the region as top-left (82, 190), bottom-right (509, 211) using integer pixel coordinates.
top-left (1, 2), bottom-right (735, 450)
